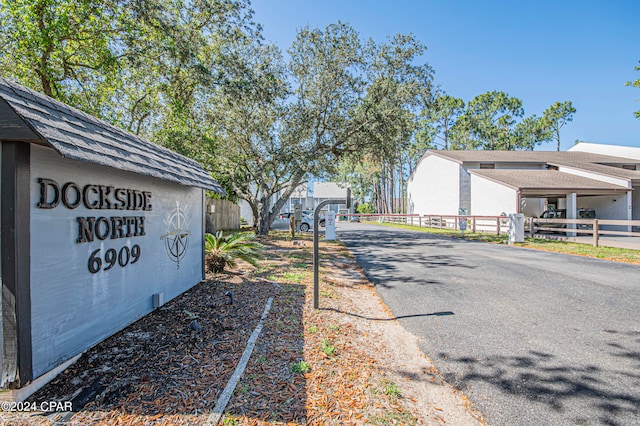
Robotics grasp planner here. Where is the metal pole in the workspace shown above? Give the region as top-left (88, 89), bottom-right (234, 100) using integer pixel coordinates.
top-left (313, 196), bottom-right (349, 310)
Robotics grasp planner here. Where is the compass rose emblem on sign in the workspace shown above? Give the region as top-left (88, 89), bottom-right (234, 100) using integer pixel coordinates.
top-left (161, 204), bottom-right (191, 268)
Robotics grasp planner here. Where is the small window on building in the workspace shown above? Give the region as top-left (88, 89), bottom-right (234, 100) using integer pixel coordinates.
top-left (479, 163), bottom-right (495, 169)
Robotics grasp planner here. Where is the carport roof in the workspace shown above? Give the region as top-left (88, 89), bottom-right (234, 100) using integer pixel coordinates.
top-left (0, 78), bottom-right (225, 193)
top-left (469, 169), bottom-right (632, 197)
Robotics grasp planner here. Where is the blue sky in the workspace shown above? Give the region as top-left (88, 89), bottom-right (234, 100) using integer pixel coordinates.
top-left (251, 0), bottom-right (640, 150)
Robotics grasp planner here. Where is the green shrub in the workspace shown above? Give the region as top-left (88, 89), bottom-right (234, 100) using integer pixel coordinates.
top-left (204, 231), bottom-right (263, 273)
top-left (290, 360), bottom-right (311, 374)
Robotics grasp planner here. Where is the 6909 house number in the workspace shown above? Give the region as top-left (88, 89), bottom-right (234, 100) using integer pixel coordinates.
top-left (88, 245), bottom-right (141, 273)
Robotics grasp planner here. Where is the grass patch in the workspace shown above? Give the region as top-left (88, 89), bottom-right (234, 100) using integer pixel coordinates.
top-left (290, 360), bottom-right (311, 374)
top-left (282, 271), bottom-right (305, 283)
top-left (516, 238), bottom-right (640, 263)
top-left (376, 222), bottom-right (509, 243)
top-left (383, 380), bottom-right (401, 399)
top-left (320, 290), bottom-right (337, 299)
top-left (373, 222), bottom-right (640, 264)
top-left (369, 410), bottom-right (416, 425)
top-left (286, 252), bottom-right (307, 260)
top-left (320, 339), bottom-right (337, 357)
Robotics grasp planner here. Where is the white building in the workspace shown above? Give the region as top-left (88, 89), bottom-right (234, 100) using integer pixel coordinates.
top-left (312, 182), bottom-right (350, 213)
top-left (407, 145), bottom-right (640, 223)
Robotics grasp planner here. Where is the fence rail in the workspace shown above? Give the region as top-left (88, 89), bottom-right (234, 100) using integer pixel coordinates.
top-left (340, 213), bottom-right (510, 235)
top-left (338, 213), bottom-right (640, 248)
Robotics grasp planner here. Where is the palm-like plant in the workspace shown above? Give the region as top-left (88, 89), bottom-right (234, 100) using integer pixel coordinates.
top-left (204, 231), bottom-right (263, 273)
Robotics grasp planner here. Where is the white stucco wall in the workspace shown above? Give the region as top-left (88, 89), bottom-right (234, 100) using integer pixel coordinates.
top-left (470, 175), bottom-right (518, 216)
top-left (407, 154), bottom-right (461, 215)
top-left (558, 166), bottom-right (631, 187)
top-left (570, 142), bottom-right (640, 161)
top-left (313, 182), bottom-right (348, 199)
top-left (579, 194), bottom-right (631, 221)
top-left (465, 162), bottom-right (546, 170)
top-left (521, 198), bottom-right (546, 217)
top-left (238, 199), bottom-right (254, 226)
top-left (459, 167), bottom-right (471, 213)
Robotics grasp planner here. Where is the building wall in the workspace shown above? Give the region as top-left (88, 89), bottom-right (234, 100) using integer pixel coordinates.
top-left (464, 162), bottom-right (546, 170)
top-left (238, 199), bottom-right (254, 226)
top-left (521, 198), bottom-right (546, 217)
top-left (0, 141), bottom-right (3, 382)
top-left (407, 155), bottom-right (461, 215)
top-left (569, 142), bottom-right (640, 161)
top-left (470, 175), bottom-right (517, 216)
top-left (459, 167), bottom-right (471, 213)
top-left (633, 186), bottom-right (640, 221)
top-left (558, 166), bottom-right (630, 187)
top-left (30, 146), bottom-right (205, 379)
top-left (313, 182), bottom-right (348, 199)
top-left (579, 194), bottom-right (630, 221)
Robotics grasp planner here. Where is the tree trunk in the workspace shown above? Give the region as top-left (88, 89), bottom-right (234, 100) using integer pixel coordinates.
top-left (253, 171), bottom-right (306, 235)
top-left (206, 254), bottom-right (226, 273)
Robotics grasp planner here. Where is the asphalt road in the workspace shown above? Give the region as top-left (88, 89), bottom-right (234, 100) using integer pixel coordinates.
top-left (337, 223), bottom-right (640, 426)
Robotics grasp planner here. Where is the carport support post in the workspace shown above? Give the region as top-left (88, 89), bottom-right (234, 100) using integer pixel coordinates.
top-left (313, 190), bottom-right (350, 310)
top-left (566, 192), bottom-right (577, 237)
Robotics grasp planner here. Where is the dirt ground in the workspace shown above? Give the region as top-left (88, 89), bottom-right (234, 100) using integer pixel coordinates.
top-left (1, 233), bottom-right (483, 425)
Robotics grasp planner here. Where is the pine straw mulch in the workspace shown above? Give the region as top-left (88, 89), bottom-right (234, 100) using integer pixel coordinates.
top-left (2, 232), bottom-right (470, 425)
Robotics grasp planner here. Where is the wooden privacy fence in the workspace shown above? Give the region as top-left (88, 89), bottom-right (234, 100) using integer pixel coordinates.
top-left (205, 198), bottom-right (240, 231)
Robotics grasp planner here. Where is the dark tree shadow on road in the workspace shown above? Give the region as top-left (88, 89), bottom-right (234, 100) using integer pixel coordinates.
top-left (320, 307), bottom-right (454, 321)
top-left (439, 347), bottom-right (640, 426)
top-left (352, 250), bottom-right (478, 289)
top-left (340, 229), bottom-right (479, 290)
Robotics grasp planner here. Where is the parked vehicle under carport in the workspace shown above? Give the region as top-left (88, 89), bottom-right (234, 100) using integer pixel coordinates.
top-left (533, 208), bottom-right (596, 233)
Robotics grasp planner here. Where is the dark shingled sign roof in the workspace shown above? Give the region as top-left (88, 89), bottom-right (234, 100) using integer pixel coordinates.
top-left (0, 78), bottom-right (224, 193)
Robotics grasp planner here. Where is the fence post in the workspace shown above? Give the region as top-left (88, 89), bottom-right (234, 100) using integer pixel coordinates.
top-left (496, 217), bottom-right (500, 235)
top-left (419, 216), bottom-right (422, 227)
top-left (593, 219), bottom-right (599, 247)
top-left (472, 217), bottom-right (476, 233)
top-left (454, 215), bottom-right (458, 231)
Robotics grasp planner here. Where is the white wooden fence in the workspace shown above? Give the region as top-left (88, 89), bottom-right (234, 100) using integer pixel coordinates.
top-left (530, 217), bottom-right (640, 247)
top-left (340, 213), bottom-right (640, 248)
top-left (342, 213), bottom-right (510, 235)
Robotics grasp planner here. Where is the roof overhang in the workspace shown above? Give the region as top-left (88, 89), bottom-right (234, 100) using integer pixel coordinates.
top-left (0, 78), bottom-right (225, 194)
top-left (519, 188), bottom-right (631, 197)
top-left (0, 96), bottom-right (43, 142)
top-left (469, 169), bottom-right (632, 199)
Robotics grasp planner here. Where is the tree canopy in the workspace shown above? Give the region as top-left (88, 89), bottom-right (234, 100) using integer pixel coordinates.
top-left (0, 2), bottom-right (581, 226)
top-left (627, 62), bottom-right (640, 119)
